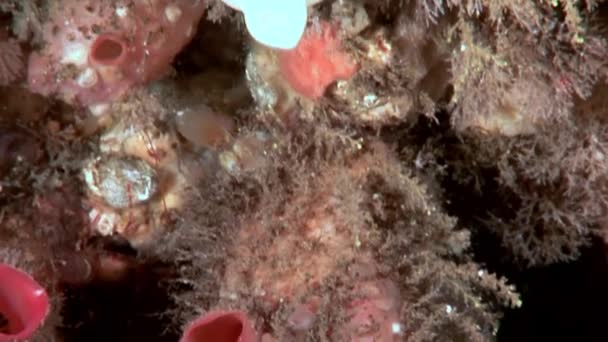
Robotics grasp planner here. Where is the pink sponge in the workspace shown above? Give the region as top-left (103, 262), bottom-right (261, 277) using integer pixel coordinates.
top-left (27, 0), bottom-right (206, 107)
top-left (278, 22), bottom-right (358, 99)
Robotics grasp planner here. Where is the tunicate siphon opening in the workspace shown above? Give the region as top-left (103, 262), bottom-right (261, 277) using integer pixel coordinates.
top-left (0, 263), bottom-right (49, 341)
top-left (0, 312), bottom-right (9, 333)
top-left (185, 315), bottom-right (242, 341)
top-left (0, 310), bottom-right (20, 335)
top-left (90, 35), bottom-right (126, 65)
top-left (181, 311), bottom-right (258, 342)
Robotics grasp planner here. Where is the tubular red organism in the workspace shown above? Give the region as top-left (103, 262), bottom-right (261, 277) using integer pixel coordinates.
top-left (0, 263), bottom-right (49, 342)
top-left (180, 311), bottom-right (259, 342)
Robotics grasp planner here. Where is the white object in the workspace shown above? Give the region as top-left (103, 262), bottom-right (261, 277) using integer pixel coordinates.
top-left (222, 0), bottom-right (308, 49)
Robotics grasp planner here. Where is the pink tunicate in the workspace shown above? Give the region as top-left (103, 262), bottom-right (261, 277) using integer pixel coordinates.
top-left (27, 0), bottom-right (206, 107)
top-left (0, 263), bottom-right (50, 342)
top-left (180, 310), bottom-right (260, 342)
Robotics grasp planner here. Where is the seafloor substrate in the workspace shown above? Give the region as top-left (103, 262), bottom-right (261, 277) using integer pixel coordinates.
top-left (1, 1), bottom-right (608, 341)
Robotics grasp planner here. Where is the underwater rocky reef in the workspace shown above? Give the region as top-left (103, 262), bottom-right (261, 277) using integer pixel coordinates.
top-left (0, 0), bottom-right (607, 341)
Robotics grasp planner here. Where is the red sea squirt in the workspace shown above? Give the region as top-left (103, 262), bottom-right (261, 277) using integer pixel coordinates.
top-left (180, 311), bottom-right (259, 342)
top-left (27, 0), bottom-right (206, 107)
top-left (0, 263), bottom-right (49, 342)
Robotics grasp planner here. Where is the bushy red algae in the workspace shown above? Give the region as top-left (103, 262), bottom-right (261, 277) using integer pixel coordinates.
top-left (159, 125), bottom-right (519, 341)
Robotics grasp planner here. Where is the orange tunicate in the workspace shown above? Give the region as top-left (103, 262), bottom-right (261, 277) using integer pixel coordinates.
top-left (278, 22), bottom-right (358, 99)
top-left (176, 105), bottom-right (235, 149)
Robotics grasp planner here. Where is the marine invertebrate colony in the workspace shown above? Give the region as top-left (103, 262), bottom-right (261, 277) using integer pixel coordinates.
top-left (27, 0), bottom-right (206, 108)
top-left (4, 0), bottom-right (608, 340)
top-left (159, 125), bottom-right (519, 341)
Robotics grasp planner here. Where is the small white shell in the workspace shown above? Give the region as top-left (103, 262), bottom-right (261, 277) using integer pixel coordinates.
top-left (61, 41), bottom-right (89, 66)
top-left (165, 4), bottom-right (182, 23)
top-left (84, 156), bottom-right (159, 209)
top-left (115, 5), bottom-right (128, 18)
top-left (88, 208), bottom-right (119, 236)
top-left (77, 67), bottom-right (99, 88)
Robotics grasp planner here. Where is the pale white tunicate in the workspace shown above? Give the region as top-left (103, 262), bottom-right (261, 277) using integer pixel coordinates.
top-left (221, 0), bottom-right (308, 49)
